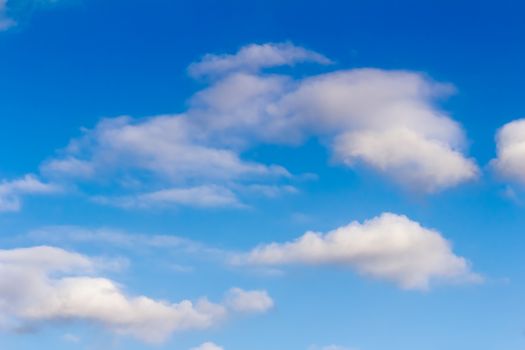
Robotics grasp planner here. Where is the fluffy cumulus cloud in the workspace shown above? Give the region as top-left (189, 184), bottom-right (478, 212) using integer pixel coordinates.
top-left (332, 128), bottom-right (477, 193)
top-left (30, 42), bottom-right (479, 213)
top-left (491, 118), bottom-right (525, 184)
top-left (190, 342), bottom-right (224, 350)
top-left (0, 174), bottom-right (60, 212)
top-left (236, 213), bottom-right (480, 290)
top-left (0, 246), bottom-right (273, 343)
top-left (276, 69), bottom-right (478, 192)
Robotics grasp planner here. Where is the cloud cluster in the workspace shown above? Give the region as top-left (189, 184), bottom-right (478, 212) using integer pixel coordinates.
top-left (0, 246), bottom-right (273, 343)
top-left (491, 118), bottom-right (525, 185)
top-left (26, 42), bottom-right (480, 213)
top-left (236, 213), bottom-right (480, 290)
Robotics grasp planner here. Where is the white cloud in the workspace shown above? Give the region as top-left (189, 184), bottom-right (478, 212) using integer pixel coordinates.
top-left (28, 226), bottom-right (200, 250)
top-left (185, 65), bottom-right (479, 193)
top-left (42, 157), bottom-right (95, 179)
top-left (41, 115), bottom-right (290, 209)
top-left (0, 246), bottom-right (272, 344)
top-left (333, 128), bottom-right (478, 193)
top-left (491, 118), bottom-right (525, 184)
top-left (42, 116), bottom-right (287, 182)
top-left (37, 43), bottom-right (477, 210)
top-left (225, 288), bottom-right (274, 313)
top-left (0, 174), bottom-right (60, 212)
top-left (188, 42), bottom-right (332, 77)
top-left (236, 213), bottom-right (480, 290)
top-left (275, 69), bottom-right (478, 192)
top-left (190, 342), bottom-right (224, 350)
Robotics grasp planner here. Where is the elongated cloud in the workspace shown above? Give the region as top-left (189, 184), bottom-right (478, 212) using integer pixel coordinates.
top-left (35, 43), bottom-right (478, 213)
top-left (93, 185), bottom-right (243, 209)
top-left (491, 118), bottom-right (525, 184)
top-left (188, 42), bottom-right (332, 77)
top-left (0, 246), bottom-right (273, 343)
top-left (0, 174), bottom-right (60, 212)
top-left (236, 213), bottom-right (480, 290)
top-left (41, 115), bottom-right (289, 209)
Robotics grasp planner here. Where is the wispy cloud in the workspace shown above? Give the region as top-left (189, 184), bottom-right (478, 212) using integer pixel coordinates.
top-left (0, 174), bottom-right (61, 212)
top-left (27, 225), bottom-right (216, 255)
top-left (92, 185), bottom-right (245, 209)
top-left (188, 42), bottom-right (332, 78)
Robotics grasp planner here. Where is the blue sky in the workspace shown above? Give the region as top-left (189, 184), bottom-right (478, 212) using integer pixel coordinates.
top-left (1, 0), bottom-right (525, 349)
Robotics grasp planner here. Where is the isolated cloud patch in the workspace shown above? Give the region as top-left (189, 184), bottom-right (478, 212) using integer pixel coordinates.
top-left (0, 174), bottom-right (60, 212)
top-left (225, 288), bottom-right (274, 313)
top-left (236, 213), bottom-right (480, 290)
top-left (491, 118), bottom-right (525, 185)
top-left (188, 42), bottom-right (332, 77)
top-left (0, 246), bottom-right (273, 344)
